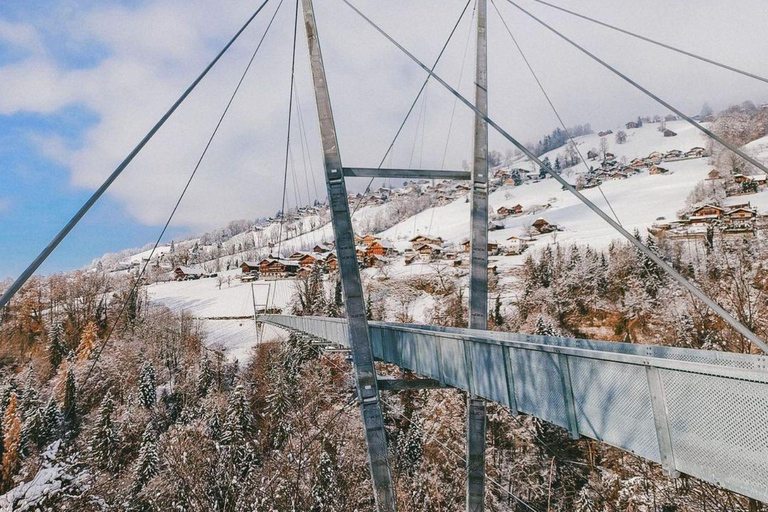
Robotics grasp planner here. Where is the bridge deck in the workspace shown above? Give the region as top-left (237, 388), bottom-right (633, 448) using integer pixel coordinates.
top-left (258, 314), bottom-right (768, 504)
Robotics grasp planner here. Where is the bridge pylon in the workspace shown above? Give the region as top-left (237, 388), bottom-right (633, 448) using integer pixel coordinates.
top-left (299, 0), bottom-right (396, 510)
top-left (466, 0), bottom-right (489, 510)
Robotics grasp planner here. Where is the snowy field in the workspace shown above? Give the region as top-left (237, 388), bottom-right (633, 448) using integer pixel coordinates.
top-left (146, 269), bottom-right (299, 360)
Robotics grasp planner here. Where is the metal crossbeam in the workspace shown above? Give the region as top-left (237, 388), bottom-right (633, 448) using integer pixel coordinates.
top-left (342, 167), bottom-right (470, 180)
top-left (299, 1), bottom-right (396, 510)
top-left (259, 314), bottom-right (768, 505)
top-left (466, 1), bottom-right (489, 509)
top-left (377, 377), bottom-right (447, 390)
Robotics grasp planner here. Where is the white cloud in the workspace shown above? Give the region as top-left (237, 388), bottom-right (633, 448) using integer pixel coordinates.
top-left (2, 0), bottom-right (768, 232)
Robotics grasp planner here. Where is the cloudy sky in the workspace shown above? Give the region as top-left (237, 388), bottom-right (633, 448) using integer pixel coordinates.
top-left (1, 0), bottom-right (767, 278)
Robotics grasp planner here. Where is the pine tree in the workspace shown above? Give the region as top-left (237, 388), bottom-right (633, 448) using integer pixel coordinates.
top-left (365, 294), bottom-right (373, 320)
top-left (493, 295), bottom-right (503, 326)
top-left (311, 451), bottom-right (341, 512)
top-left (76, 321), bottom-right (98, 360)
top-left (397, 415), bottom-right (424, 475)
top-left (534, 314), bottom-right (559, 337)
top-left (48, 323), bottom-right (66, 370)
top-left (90, 391), bottom-right (121, 472)
top-left (41, 397), bottom-right (61, 444)
top-left (62, 358), bottom-right (79, 439)
top-left (19, 380), bottom-right (43, 454)
top-left (1, 394), bottom-right (21, 491)
top-left (138, 361), bottom-right (156, 409)
top-left (221, 385), bottom-right (250, 446)
top-left (197, 355), bottom-right (213, 398)
top-left (132, 422), bottom-right (158, 493)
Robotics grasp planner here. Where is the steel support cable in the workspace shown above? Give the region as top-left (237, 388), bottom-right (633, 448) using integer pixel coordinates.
top-left (501, 0), bottom-right (768, 184)
top-left (428, 1), bottom-right (477, 239)
top-left (274, 0), bottom-right (300, 264)
top-left (531, 0), bottom-right (768, 86)
top-left (296, 92), bottom-right (321, 201)
top-left (489, 0), bottom-right (622, 226)
top-left (338, 0), bottom-right (768, 353)
top-left (80, 0), bottom-right (286, 390)
top-left (269, 0), bottom-right (299, 315)
top-left (349, 0), bottom-right (474, 218)
top-left (0, 0), bottom-right (272, 310)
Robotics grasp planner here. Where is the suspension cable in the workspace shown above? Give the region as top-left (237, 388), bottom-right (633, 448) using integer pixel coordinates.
top-left (0, 0), bottom-right (272, 310)
top-left (80, 0), bottom-right (286, 391)
top-left (275, 0), bottom-right (300, 260)
top-left (490, 0), bottom-right (622, 226)
top-left (338, 0), bottom-right (768, 354)
top-left (531, 0), bottom-right (768, 85)
top-left (501, 0), bottom-right (768, 179)
top-left (349, 0), bottom-right (473, 218)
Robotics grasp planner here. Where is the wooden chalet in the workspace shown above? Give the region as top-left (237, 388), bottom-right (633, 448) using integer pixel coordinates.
top-left (313, 243), bottom-right (333, 253)
top-left (663, 129), bottom-right (678, 137)
top-left (410, 235), bottom-right (444, 248)
top-left (415, 243), bottom-right (443, 258)
top-left (367, 239), bottom-right (395, 257)
top-left (241, 261), bottom-right (260, 274)
top-left (496, 204), bottom-right (523, 217)
top-left (707, 169), bottom-right (721, 180)
top-left (174, 266), bottom-right (204, 281)
top-left (685, 147), bottom-right (707, 158)
top-left (725, 207), bottom-right (757, 221)
top-left (649, 165), bottom-right (670, 175)
top-left (688, 204), bottom-right (724, 223)
top-left (259, 258), bottom-right (300, 277)
top-left (532, 218), bottom-right (556, 233)
top-left (625, 121), bottom-right (640, 129)
top-left (665, 149), bottom-right (683, 159)
top-left (587, 149), bottom-right (599, 160)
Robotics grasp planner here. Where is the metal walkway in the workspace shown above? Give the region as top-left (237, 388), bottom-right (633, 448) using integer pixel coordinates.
top-left (259, 314), bottom-right (768, 504)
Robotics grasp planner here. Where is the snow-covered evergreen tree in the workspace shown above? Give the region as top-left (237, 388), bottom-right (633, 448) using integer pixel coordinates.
top-left (47, 323), bottom-right (66, 370)
top-left (534, 314), bottom-right (559, 336)
top-left (221, 385), bottom-right (250, 446)
top-left (138, 361), bottom-right (156, 409)
top-left (132, 422), bottom-right (158, 493)
top-left (62, 358), bottom-right (78, 439)
top-left (41, 397), bottom-right (61, 445)
top-left (19, 380), bottom-right (43, 454)
top-left (311, 451), bottom-right (341, 512)
top-left (197, 355), bottom-right (213, 397)
top-left (90, 391), bottom-right (120, 472)
top-left (397, 415), bottom-right (424, 474)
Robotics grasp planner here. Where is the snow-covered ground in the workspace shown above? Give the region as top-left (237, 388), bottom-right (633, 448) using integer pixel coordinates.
top-left (147, 269), bottom-right (299, 360)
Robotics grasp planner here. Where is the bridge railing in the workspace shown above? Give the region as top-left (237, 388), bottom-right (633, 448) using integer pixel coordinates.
top-left (258, 314), bottom-right (768, 504)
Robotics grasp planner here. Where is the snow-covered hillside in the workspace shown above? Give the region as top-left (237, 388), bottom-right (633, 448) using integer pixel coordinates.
top-left (381, 120), bottom-right (715, 247)
top-left (132, 118), bottom-right (768, 359)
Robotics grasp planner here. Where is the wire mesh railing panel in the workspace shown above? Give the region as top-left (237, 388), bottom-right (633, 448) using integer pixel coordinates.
top-left (568, 356), bottom-right (661, 463)
top-left (660, 369), bottom-right (768, 502)
top-left (392, 323), bottom-right (768, 370)
top-left (508, 346), bottom-right (571, 429)
top-left (469, 341), bottom-right (511, 408)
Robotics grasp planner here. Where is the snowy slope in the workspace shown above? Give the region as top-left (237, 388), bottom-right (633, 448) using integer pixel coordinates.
top-left (146, 269), bottom-right (300, 359)
top-left (514, 120), bottom-right (711, 172)
top-left (381, 121), bottom-right (714, 248)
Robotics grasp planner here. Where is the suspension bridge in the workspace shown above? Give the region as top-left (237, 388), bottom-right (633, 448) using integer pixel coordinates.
top-left (2, 0), bottom-right (768, 510)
